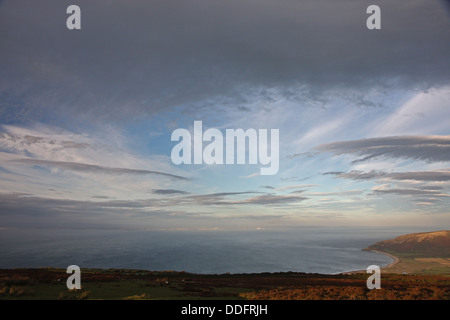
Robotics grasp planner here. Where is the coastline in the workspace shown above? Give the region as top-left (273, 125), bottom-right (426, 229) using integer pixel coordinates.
top-left (337, 249), bottom-right (400, 275)
top-left (367, 249), bottom-right (400, 270)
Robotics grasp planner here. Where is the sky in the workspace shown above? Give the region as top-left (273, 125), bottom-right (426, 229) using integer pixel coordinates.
top-left (0, 0), bottom-right (449, 230)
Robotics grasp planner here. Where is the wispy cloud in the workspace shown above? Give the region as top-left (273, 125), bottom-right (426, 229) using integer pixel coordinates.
top-left (371, 185), bottom-right (449, 197)
top-left (223, 194), bottom-right (308, 206)
top-left (325, 170), bottom-right (450, 182)
top-left (239, 172), bottom-right (260, 179)
top-left (11, 158), bottom-right (188, 180)
top-left (152, 189), bottom-right (190, 195)
top-left (293, 116), bottom-right (352, 150)
top-left (370, 87), bottom-right (450, 136)
top-left (317, 135), bottom-right (450, 163)
top-left (304, 190), bottom-right (363, 197)
top-left (274, 184), bottom-right (317, 192)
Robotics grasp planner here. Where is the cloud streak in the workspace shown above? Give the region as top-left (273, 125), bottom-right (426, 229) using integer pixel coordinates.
top-left (11, 158), bottom-right (188, 180)
top-left (317, 135), bottom-right (450, 163)
top-left (152, 189), bottom-right (189, 195)
top-left (371, 186), bottom-right (449, 197)
top-left (325, 170), bottom-right (450, 182)
top-left (224, 194), bottom-right (308, 206)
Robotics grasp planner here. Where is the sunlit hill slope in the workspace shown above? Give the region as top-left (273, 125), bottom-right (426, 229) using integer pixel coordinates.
top-left (366, 230), bottom-right (450, 258)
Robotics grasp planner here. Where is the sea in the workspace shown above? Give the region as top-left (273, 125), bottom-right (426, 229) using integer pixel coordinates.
top-left (0, 226), bottom-right (441, 274)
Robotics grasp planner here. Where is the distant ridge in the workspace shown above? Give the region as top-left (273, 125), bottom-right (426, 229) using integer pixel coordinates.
top-left (366, 230), bottom-right (450, 258)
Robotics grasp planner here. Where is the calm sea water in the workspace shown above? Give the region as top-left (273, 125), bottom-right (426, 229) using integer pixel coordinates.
top-left (0, 226), bottom-right (438, 274)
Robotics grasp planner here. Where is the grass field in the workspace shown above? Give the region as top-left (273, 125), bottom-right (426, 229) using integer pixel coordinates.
top-left (380, 251), bottom-right (450, 276)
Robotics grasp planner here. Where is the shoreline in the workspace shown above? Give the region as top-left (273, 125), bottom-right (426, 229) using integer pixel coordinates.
top-left (337, 249), bottom-right (400, 275)
top-left (368, 249), bottom-right (400, 270)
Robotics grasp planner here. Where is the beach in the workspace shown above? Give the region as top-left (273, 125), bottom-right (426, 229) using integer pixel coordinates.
top-left (368, 249), bottom-right (400, 270)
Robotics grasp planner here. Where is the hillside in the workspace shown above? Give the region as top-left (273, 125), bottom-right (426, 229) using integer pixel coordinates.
top-left (365, 230), bottom-right (450, 275)
top-left (366, 230), bottom-right (450, 257)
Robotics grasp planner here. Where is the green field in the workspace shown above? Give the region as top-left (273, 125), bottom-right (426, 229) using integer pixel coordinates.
top-left (381, 251), bottom-right (450, 276)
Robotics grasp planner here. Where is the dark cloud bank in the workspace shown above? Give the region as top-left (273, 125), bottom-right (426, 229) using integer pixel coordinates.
top-left (0, 0), bottom-right (449, 123)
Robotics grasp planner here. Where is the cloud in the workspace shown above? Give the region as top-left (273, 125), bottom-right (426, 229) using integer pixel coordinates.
top-left (11, 158), bottom-right (188, 180)
top-left (371, 188), bottom-right (447, 197)
top-left (304, 190), bottom-right (363, 197)
top-left (0, 192), bottom-right (208, 229)
top-left (0, 124), bottom-right (157, 169)
top-left (1, 0), bottom-right (450, 229)
top-left (0, 129), bottom-right (93, 160)
top-left (152, 189), bottom-right (189, 195)
top-left (317, 135), bottom-right (450, 163)
top-left (287, 152), bottom-right (319, 160)
top-left (120, 190), bottom-right (307, 207)
top-left (369, 87), bottom-right (450, 136)
top-left (419, 186), bottom-right (444, 191)
top-left (149, 191), bottom-right (307, 206)
top-left (0, 190), bottom-right (304, 230)
top-left (279, 177), bottom-right (312, 182)
top-left (231, 214), bottom-right (287, 220)
top-left (239, 172), bottom-right (260, 179)
top-left (325, 169), bottom-right (450, 182)
top-left (293, 116), bottom-right (352, 149)
top-left (186, 191), bottom-right (261, 205)
top-left (324, 170), bottom-right (384, 180)
top-left (371, 185), bottom-right (449, 197)
top-left (415, 202), bottom-right (433, 206)
top-left (275, 184), bottom-right (316, 191)
top-left (1, 0), bottom-right (449, 124)
top-left (0, 131), bottom-right (90, 152)
top-left (225, 194), bottom-right (308, 206)
top-left (412, 197), bottom-right (441, 203)
top-left (389, 171), bottom-right (450, 182)
top-left (195, 192), bottom-right (259, 198)
top-left (0, 123), bottom-right (192, 200)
